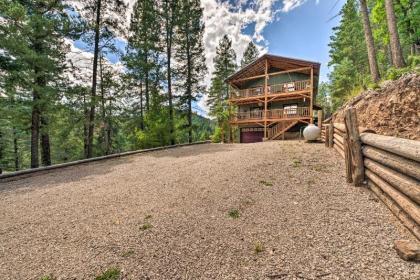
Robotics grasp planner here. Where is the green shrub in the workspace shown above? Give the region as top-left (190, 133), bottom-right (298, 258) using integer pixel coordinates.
top-left (228, 209), bottom-right (240, 219)
top-left (211, 126), bottom-right (223, 143)
top-left (95, 268), bottom-right (120, 280)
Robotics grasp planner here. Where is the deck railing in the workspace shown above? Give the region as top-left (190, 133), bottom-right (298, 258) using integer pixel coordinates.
top-left (231, 80), bottom-right (311, 99)
top-left (231, 107), bottom-right (310, 122)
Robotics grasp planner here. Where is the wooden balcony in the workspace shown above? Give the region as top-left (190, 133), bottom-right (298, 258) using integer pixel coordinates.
top-left (231, 107), bottom-right (310, 124)
top-left (230, 80), bottom-right (311, 103)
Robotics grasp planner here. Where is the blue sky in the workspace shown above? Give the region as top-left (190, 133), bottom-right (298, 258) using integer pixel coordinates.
top-left (262, 0), bottom-right (343, 82)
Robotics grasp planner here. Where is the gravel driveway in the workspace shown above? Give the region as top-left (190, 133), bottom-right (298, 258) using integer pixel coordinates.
top-left (0, 141), bottom-right (418, 279)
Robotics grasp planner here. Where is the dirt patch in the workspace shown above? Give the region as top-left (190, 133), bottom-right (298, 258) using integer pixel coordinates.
top-left (0, 142), bottom-right (418, 279)
top-left (333, 73), bottom-right (420, 140)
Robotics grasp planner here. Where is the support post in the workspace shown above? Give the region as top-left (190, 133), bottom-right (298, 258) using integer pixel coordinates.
top-left (310, 67), bottom-right (314, 124)
top-left (344, 107), bottom-right (365, 186)
top-left (264, 58), bottom-right (268, 139)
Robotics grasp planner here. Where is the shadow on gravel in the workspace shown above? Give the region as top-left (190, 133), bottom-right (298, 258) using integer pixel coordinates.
top-left (0, 156), bottom-right (136, 193)
top-left (149, 143), bottom-right (233, 158)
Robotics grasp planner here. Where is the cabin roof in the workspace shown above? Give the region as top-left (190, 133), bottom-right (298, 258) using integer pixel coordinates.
top-left (226, 54), bottom-right (321, 84)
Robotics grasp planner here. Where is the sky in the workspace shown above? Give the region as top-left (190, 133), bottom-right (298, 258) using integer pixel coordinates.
top-left (69, 0), bottom-right (345, 115)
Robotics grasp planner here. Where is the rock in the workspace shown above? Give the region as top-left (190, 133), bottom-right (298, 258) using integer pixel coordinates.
top-left (394, 240), bottom-right (420, 261)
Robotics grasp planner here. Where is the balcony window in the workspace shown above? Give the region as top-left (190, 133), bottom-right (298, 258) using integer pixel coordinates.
top-left (284, 104), bottom-right (298, 115)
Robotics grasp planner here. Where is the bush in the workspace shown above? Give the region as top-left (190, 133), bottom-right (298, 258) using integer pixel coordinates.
top-left (211, 126), bottom-right (223, 143)
top-left (385, 67), bottom-right (411, 80)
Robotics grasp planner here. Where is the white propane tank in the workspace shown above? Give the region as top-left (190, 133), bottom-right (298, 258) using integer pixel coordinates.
top-left (303, 124), bottom-right (321, 141)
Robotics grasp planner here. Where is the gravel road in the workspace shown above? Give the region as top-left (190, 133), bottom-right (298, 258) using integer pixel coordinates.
top-left (0, 141), bottom-right (418, 279)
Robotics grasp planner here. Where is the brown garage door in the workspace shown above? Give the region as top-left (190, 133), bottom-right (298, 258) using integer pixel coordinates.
top-left (240, 128), bottom-right (264, 143)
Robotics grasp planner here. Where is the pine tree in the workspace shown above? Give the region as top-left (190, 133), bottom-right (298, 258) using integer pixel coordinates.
top-left (384, 0), bottom-right (406, 68)
top-left (328, 0), bottom-right (368, 109)
top-left (175, 0), bottom-right (207, 143)
top-left (207, 35), bottom-right (237, 143)
top-left (360, 0), bottom-right (380, 82)
top-left (82, 0), bottom-right (126, 158)
top-left (161, 0), bottom-right (179, 145)
top-left (0, 0), bottom-right (74, 168)
top-left (124, 0), bottom-right (161, 131)
top-left (241, 41), bottom-right (259, 67)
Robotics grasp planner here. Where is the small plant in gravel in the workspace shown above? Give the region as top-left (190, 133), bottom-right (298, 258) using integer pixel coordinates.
top-left (140, 222), bottom-right (153, 230)
top-left (259, 180), bottom-right (273, 186)
top-left (95, 268), bottom-right (121, 280)
top-left (228, 209), bottom-right (240, 219)
top-left (122, 250), bottom-right (135, 257)
top-left (292, 159), bottom-right (302, 167)
top-left (39, 275), bottom-right (55, 280)
top-left (254, 241), bottom-right (264, 253)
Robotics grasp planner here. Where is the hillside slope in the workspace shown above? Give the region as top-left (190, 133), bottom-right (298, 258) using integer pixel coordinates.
top-left (333, 73), bottom-right (420, 140)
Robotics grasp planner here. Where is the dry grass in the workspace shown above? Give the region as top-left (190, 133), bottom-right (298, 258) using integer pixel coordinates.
top-left (0, 141), bottom-right (418, 279)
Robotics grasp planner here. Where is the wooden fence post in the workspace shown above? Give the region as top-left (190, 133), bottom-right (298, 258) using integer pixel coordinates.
top-left (328, 124), bottom-right (334, 148)
top-left (344, 107), bottom-right (365, 186)
top-left (344, 133), bottom-right (353, 183)
top-left (325, 124), bottom-right (330, 147)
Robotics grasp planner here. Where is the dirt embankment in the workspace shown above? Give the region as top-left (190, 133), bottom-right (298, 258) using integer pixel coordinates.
top-left (333, 73), bottom-right (420, 140)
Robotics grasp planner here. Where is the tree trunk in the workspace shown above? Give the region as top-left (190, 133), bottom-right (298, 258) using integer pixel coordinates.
top-left (99, 54), bottom-right (108, 155)
top-left (167, 35), bottom-right (175, 145)
top-left (31, 84), bottom-right (40, 169)
top-left (106, 99), bottom-right (112, 155)
top-left (87, 0), bottom-right (102, 158)
top-left (145, 52), bottom-right (150, 113)
top-left (140, 82), bottom-right (144, 130)
top-left (384, 0), bottom-right (406, 68)
top-left (185, 24), bottom-right (193, 144)
top-left (359, 0), bottom-right (380, 82)
top-left (13, 128), bottom-right (19, 171)
top-left (40, 115), bottom-right (51, 166)
top-left (0, 130), bottom-right (3, 174)
top-left (165, 0), bottom-right (176, 145)
top-left (83, 89), bottom-right (88, 158)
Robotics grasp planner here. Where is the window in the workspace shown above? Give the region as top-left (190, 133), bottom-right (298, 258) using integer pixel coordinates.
top-left (283, 104), bottom-right (298, 115)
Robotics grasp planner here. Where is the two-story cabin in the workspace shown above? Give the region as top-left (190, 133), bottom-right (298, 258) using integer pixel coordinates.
top-left (227, 54), bottom-right (321, 143)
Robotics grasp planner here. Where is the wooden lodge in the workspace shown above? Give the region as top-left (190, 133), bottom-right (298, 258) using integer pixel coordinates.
top-left (227, 54), bottom-right (321, 143)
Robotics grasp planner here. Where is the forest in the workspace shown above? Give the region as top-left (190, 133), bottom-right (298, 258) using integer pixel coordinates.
top-left (321, 0), bottom-right (419, 114)
top-left (0, 0), bottom-right (419, 172)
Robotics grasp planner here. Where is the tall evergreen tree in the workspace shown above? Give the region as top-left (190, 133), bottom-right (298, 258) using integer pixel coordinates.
top-left (384, 0), bottom-right (406, 68)
top-left (175, 0), bottom-right (207, 143)
top-left (161, 0), bottom-right (179, 145)
top-left (328, 0), bottom-right (368, 109)
top-left (0, 0), bottom-right (75, 167)
top-left (82, 0), bottom-right (126, 158)
top-left (360, 0), bottom-right (380, 82)
top-left (241, 41), bottom-right (259, 67)
top-left (124, 0), bottom-right (161, 130)
top-left (207, 35), bottom-right (237, 143)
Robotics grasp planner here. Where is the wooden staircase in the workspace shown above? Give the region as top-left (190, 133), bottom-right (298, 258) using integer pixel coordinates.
top-left (267, 120), bottom-right (299, 140)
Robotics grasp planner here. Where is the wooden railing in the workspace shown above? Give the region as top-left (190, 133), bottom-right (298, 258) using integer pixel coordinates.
top-left (231, 80), bottom-right (311, 99)
top-left (266, 107), bottom-right (310, 119)
top-left (234, 110), bottom-right (264, 121)
top-left (269, 80), bottom-right (311, 94)
top-left (231, 107), bottom-right (310, 122)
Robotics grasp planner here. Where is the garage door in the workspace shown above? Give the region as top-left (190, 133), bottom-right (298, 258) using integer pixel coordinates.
top-left (240, 128), bottom-right (264, 143)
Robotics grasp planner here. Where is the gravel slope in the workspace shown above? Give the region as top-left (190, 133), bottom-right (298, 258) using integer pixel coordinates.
top-left (0, 141), bottom-right (418, 280)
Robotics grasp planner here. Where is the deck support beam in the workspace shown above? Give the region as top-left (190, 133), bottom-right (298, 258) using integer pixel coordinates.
top-left (264, 58), bottom-right (268, 139)
top-left (310, 66), bottom-right (314, 124)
